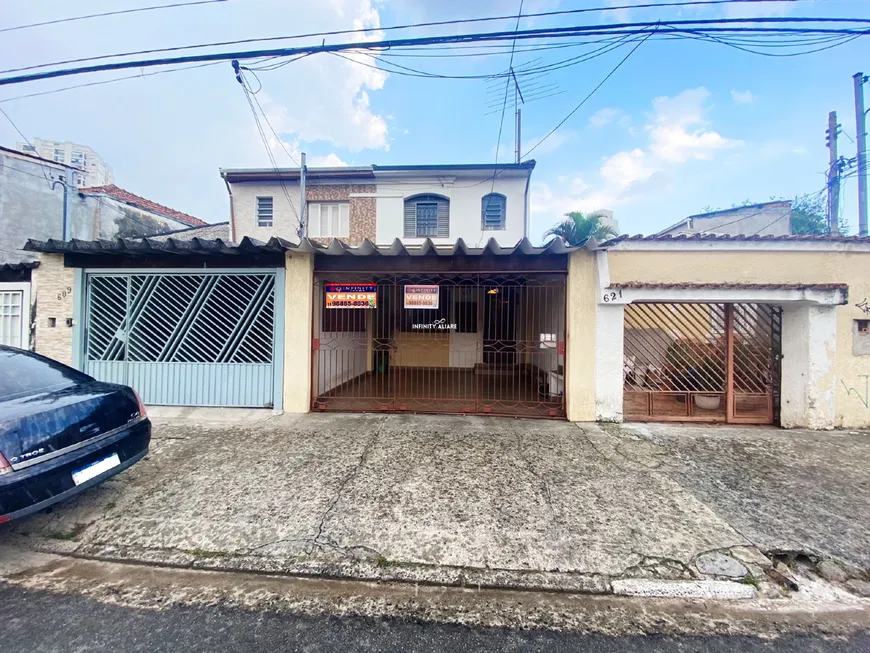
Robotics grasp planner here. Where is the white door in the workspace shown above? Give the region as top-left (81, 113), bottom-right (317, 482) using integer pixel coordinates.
top-left (0, 283), bottom-right (30, 349)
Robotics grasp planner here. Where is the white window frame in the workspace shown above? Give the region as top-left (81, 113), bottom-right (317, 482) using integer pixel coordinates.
top-left (307, 202), bottom-right (350, 239)
top-left (0, 282), bottom-right (31, 350)
top-left (256, 196), bottom-right (274, 228)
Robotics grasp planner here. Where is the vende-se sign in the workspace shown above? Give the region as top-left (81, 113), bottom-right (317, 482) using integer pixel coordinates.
top-left (404, 285), bottom-right (439, 309)
top-left (325, 283), bottom-right (377, 309)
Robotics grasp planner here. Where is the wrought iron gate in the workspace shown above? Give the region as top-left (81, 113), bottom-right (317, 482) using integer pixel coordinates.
top-left (312, 272), bottom-right (567, 418)
top-left (623, 303), bottom-right (781, 424)
top-left (83, 271), bottom-right (278, 407)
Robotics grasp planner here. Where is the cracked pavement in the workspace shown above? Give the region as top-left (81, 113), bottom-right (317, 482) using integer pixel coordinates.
top-left (2, 413), bottom-right (869, 591)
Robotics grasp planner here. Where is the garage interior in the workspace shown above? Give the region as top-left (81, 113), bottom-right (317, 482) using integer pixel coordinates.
top-left (622, 302), bottom-right (782, 424)
top-left (312, 270), bottom-right (567, 418)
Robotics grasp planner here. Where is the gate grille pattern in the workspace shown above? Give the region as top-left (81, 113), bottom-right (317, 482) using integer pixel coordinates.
top-left (623, 303), bottom-right (781, 424)
top-left (87, 274), bottom-right (274, 363)
top-left (85, 273), bottom-right (276, 407)
top-left (313, 273), bottom-right (566, 418)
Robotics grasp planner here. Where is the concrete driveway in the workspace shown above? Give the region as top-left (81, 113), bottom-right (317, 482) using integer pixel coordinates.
top-left (2, 413), bottom-right (869, 592)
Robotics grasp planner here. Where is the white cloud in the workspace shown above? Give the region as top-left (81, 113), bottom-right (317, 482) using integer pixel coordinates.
top-left (310, 153), bottom-right (349, 167)
top-left (600, 149), bottom-right (656, 187)
top-left (243, 0), bottom-right (389, 154)
top-left (533, 87), bottom-right (741, 223)
top-left (647, 88), bottom-right (742, 163)
top-left (588, 107), bottom-right (625, 129)
top-left (731, 90), bottom-right (757, 104)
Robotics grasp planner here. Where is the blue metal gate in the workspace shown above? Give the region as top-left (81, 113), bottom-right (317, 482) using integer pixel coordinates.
top-left (83, 270), bottom-right (281, 408)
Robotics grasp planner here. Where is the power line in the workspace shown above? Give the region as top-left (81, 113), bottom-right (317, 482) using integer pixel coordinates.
top-left (232, 64), bottom-right (300, 227)
top-left (0, 106), bottom-right (54, 186)
top-left (0, 0), bottom-right (228, 34)
top-left (523, 26), bottom-right (658, 159)
top-left (493, 0), bottom-right (525, 192)
top-left (0, 163), bottom-right (167, 235)
top-left (2, 17), bottom-right (869, 86)
top-left (0, 61), bottom-right (223, 104)
top-left (244, 72), bottom-right (300, 166)
top-left (0, 0), bottom-right (818, 76)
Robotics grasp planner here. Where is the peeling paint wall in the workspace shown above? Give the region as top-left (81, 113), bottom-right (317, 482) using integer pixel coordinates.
top-left (608, 248), bottom-right (870, 428)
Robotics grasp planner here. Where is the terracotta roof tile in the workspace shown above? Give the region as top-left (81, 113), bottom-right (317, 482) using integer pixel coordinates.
top-left (81, 184), bottom-right (206, 227)
top-left (603, 233), bottom-right (870, 245)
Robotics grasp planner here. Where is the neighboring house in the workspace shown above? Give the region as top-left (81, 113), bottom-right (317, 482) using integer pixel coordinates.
top-left (0, 146), bottom-right (208, 265)
top-left (0, 147), bottom-right (208, 350)
top-left (220, 162), bottom-right (536, 245)
top-left (144, 221), bottom-right (230, 242)
top-left (657, 201), bottom-right (792, 237)
top-left (15, 137), bottom-right (114, 187)
top-left (80, 184), bottom-right (207, 240)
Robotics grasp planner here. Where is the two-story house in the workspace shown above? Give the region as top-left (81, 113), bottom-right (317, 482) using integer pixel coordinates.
top-left (220, 162), bottom-right (535, 245)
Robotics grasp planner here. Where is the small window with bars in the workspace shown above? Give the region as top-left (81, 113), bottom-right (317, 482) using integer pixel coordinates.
top-left (256, 196), bottom-right (274, 228)
top-left (481, 193), bottom-right (506, 230)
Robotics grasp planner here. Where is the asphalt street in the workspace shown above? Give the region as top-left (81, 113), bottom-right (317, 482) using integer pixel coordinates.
top-left (2, 584), bottom-right (868, 653)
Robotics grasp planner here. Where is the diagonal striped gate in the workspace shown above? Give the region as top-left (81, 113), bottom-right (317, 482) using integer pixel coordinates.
top-left (83, 270), bottom-right (280, 407)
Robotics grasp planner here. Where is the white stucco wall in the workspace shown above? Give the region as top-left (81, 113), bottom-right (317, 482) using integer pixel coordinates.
top-left (374, 175), bottom-right (529, 245)
top-left (230, 180), bottom-right (303, 243)
top-left (780, 304), bottom-right (837, 429)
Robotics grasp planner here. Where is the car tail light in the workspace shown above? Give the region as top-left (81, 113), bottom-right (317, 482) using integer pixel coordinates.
top-left (0, 452), bottom-right (12, 476)
top-left (133, 390), bottom-right (147, 418)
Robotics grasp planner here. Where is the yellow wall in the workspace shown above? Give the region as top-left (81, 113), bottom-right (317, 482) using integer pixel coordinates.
top-left (284, 252), bottom-right (314, 413)
top-left (392, 332), bottom-right (450, 367)
top-left (566, 250), bottom-right (597, 421)
top-left (609, 248), bottom-right (870, 428)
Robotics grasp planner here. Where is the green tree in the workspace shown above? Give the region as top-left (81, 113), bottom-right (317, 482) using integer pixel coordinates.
top-left (544, 211), bottom-right (617, 246)
top-left (789, 193), bottom-right (848, 235)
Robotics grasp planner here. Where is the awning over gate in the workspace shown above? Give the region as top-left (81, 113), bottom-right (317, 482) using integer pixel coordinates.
top-left (24, 236), bottom-right (585, 259)
top-left (601, 282), bottom-right (848, 306)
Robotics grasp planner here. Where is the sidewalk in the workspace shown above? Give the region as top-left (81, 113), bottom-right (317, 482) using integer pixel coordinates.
top-left (2, 413), bottom-right (869, 598)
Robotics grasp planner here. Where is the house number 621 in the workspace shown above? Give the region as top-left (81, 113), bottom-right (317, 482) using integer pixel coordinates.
top-left (602, 289), bottom-right (622, 302)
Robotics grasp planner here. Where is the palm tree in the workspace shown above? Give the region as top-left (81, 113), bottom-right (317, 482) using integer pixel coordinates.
top-left (544, 211), bottom-right (617, 246)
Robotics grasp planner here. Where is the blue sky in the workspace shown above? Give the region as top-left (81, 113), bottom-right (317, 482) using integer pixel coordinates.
top-left (0, 0), bottom-right (868, 242)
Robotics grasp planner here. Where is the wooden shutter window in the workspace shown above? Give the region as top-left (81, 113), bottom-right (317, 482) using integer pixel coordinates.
top-left (404, 194), bottom-right (449, 238)
top-left (481, 193), bottom-right (506, 230)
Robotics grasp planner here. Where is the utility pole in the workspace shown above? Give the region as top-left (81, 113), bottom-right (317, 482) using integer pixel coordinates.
top-left (510, 68), bottom-right (523, 164)
top-left (855, 72), bottom-right (868, 236)
top-left (826, 111), bottom-right (840, 234)
top-left (51, 173), bottom-right (73, 240)
top-left (299, 152), bottom-right (307, 239)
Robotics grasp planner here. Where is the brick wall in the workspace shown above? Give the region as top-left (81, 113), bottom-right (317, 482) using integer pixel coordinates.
top-left (307, 184), bottom-right (376, 245)
top-left (231, 182), bottom-right (377, 245)
top-left (31, 254), bottom-right (76, 365)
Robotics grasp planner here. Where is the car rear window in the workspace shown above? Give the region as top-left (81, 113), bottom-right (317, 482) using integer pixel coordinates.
top-left (0, 349), bottom-right (91, 400)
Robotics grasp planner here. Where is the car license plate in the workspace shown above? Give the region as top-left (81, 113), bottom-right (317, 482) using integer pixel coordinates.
top-left (72, 453), bottom-right (121, 486)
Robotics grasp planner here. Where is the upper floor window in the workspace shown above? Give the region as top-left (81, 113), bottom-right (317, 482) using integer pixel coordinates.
top-left (404, 194), bottom-right (449, 238)
top-left (308, 202), bottom-right (349, 239)
top-left (481, 193), bottom-right (506, 230)
top-left (256, 196), bottom-right (273, 228)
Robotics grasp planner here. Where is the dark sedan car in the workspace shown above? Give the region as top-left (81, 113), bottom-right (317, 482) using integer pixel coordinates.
top-left (0, 346), bottom-right (151, 523)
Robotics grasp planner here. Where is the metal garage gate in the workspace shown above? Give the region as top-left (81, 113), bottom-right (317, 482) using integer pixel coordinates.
top-left (311, 272), bottom-right (567, 418)
top-left (623, 302), bottom-right (782, 424)
top-left (83, 270), bottom-right (279, 407)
